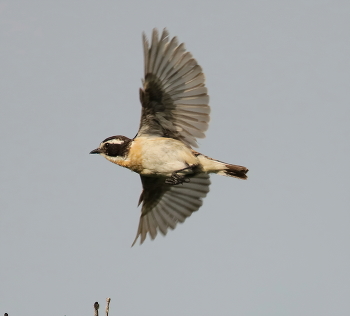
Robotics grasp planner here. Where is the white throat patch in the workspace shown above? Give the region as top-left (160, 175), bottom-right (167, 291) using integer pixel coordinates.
top-left (101, 153), bottom-right (126, 164)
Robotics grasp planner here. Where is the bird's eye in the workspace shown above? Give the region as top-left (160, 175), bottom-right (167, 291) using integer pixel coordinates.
top-left (105, 143), bottom-right (109, 148)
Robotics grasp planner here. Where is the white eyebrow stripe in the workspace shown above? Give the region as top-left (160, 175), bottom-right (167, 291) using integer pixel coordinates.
top-left (107, 139), bottom-right (125, 144)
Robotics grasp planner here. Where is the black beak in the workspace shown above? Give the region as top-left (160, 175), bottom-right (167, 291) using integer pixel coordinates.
top-left (90, 148), bottom-right (102, 154)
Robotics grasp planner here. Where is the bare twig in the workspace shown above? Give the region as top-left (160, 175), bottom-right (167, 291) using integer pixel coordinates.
top-left (106, 297), bottom-right (111, 316)
top-left (94, 301), bottom-right (99, 316)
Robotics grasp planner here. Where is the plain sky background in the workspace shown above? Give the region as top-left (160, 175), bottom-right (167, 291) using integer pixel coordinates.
top-left (1, 1), bottom-right (349, 315)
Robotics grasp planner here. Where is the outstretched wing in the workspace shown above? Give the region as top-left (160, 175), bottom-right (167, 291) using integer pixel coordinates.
top-left (132, 173), bottom-right (211, 246)
top-left (137, 28), bottom-right (210, 148)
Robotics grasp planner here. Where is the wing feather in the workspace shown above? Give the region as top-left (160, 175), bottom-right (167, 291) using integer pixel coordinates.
top-left (167, 72), bottom-right (204, 92)
top-left (170, 86), bottom-right (207, 99)
top-left (153, 30), bottom-right (169, 75)
top-left (147, 212), bottom-right (157, 240)
top-left (132, 174), bottom-right (210, 246)
top-left (158, 37), bottom-right (179, 80)
top-left (153, 208), bottom-right (168, 235)
top-left (142, 33), bottom-right (149, 79)
top-left (148, 30), bottom-right (157, 74)
top-left (137, 28), bottom-right (210, 148)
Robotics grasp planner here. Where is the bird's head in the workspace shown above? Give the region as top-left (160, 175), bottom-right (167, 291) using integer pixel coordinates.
top-left (90, 135), bottom-right (132, 161)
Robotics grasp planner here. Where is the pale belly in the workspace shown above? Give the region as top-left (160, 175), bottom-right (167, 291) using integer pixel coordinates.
top-left (130, 137), bottom-right (199, 176)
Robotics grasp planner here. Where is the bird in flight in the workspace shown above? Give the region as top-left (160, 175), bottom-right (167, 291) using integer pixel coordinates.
top-left (90, 29), bottom-right (248, 246)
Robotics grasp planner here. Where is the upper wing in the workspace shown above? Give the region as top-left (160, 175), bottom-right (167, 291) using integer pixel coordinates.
top-left (132, 173), bottom-right (211, 246)
top-left (137, 28), bottom-right (210, 148)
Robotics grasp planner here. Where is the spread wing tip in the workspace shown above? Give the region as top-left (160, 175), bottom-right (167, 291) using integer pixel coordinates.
top-left (139, 28), bottom-right (210, 148)
top-left (131, 174), bottom-right (210, 246)
top-left (131, 214), bottom-right (166, 247)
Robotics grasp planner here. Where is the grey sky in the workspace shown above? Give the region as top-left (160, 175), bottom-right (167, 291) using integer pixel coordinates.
top-left (1, 1), bottom-right (349, 315)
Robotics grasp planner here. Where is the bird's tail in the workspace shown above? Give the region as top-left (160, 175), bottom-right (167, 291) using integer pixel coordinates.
top-left (195, 152), bottom-right (248, 180)
top-left (218, 163), bottom-right (248, 179)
